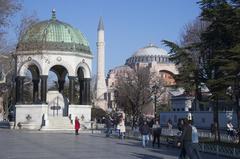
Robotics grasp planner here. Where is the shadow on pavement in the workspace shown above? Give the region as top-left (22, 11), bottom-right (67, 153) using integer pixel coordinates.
top-left (116, 141), bottom-right (141, 147)
top-left (149, 147), bottom-right (179, 157)
top-left (131, 153), bottom-right (163, 159)
top-left (89, 134), bottom-right (112, 139)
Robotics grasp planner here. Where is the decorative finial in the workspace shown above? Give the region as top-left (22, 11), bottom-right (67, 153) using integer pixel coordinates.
top-left (98, 16), bottom-right (104, 31)
top-left (52, 9), bottom-right (56, 20)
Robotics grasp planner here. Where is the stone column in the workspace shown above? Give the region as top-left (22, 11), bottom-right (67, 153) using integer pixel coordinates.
top-left (15, 76), bottom-right (24, 104)
top-left (58, 80), bottom-right (65, 93)
top-left (32, 79), bottom-right (39, 103)
top-left (85, 78), bottom-right (91, 105)
top-left (40, 75), bottom-right (48, 104)
top-left (68, 76), bottom-right (76, 104)
top-left (79, 78), bottom-right (84, 105)
top-left (79, 78), bottom-right (91, 105)
top-left (15, 77), bottom-right (20, 104)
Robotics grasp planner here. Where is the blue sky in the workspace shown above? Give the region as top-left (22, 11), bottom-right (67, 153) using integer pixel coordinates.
top-left (10, 0), bottom-right (201, 76)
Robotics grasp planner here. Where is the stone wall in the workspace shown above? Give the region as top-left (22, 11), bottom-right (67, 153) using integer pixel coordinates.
top-left (160, 111), bottom-right (237, 129)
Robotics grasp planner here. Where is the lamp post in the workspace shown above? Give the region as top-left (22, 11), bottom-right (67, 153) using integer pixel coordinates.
top-left (152, 85), bottom-right (159, 119)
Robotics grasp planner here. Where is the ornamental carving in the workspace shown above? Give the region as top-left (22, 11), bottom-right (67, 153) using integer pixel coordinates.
top-left (57, 56), bottom-right (62, 62)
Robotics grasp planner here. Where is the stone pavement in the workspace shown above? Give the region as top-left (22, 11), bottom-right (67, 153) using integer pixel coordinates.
top-left (0, 129), bottom-right (231, 159)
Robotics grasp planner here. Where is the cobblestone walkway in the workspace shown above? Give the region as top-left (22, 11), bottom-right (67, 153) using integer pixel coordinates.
top-left (0, 129), bottom-right (230, 159)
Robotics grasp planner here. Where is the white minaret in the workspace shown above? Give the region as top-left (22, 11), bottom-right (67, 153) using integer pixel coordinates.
top-left (96, 17), bottom-right (107, 110)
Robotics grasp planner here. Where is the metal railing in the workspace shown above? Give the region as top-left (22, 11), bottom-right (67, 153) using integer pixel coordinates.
top-left (121, 127), bottom-right (240, 158)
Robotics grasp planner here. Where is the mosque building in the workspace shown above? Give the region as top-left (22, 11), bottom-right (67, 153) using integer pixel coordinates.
top-left (105, 44), bottom-right (178, 117)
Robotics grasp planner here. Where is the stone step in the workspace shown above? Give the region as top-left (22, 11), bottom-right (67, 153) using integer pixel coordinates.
top-left (42, 116), bottom-right (74, 130)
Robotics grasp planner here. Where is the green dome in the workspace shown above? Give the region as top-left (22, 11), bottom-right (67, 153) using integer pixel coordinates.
top-left (17, 11), bottom-right (91, 54)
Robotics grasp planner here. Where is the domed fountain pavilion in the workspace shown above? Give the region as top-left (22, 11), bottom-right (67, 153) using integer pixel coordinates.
top-left (14, 10), bottom-right (92, 130)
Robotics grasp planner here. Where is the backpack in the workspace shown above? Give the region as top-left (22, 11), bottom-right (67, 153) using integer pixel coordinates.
top-left (192, 125), bottom-right (198, 143)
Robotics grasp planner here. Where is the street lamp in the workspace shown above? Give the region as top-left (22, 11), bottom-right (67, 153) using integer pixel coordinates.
top-left (152, 84), bottom-right (159, 119)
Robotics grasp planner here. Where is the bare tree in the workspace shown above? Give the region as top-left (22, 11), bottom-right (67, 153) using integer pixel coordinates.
top-left (114, 67), bottom-right (154, 128)
top-left (150, 74), bottom-right (169, 114)
top-left (0, 48), bottom-right (15, 119)
top-left (0, 0), bottom-right (21, 48)
top-left (0, 13), bottom-right (39, 119)
top-left (15, 12), bottom-right (39, 42)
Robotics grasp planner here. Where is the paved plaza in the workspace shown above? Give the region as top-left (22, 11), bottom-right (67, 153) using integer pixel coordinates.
top-left (0, 129), bottom-right (230, 159)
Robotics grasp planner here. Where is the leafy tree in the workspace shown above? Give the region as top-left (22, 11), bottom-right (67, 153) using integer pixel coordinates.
top-left (198, 0), bottom-right (240, 142)
top-left (163, 0), bottom-right (240, 142)
top-left (162, 18), bottom-right (208, 110)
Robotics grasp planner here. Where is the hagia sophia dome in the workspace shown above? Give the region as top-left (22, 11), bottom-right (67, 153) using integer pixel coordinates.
top-left (107, 44), bottom-right (178, 89)
top-left (106, 43), bottom-right (178, 115)
top-left (125, 44), bottom-right (171, 66)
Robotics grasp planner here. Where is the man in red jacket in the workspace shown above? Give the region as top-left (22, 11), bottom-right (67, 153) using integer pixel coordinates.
top-left (75, 116), bottom-right (80, 135)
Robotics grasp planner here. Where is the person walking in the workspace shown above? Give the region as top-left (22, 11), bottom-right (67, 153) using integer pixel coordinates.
top-left (119, 118), bottom-right (126, 139)
top-left (167, 119), bottom-right (173, 136)
top-left (178, 117), bottom-right (193, 159)
top-left (148, 118), bottom-right (154, 141)
top-left (177, 119), bottom-right (184, 132)
top-left (178, 119), bottom-right (187, 159)
top-left (75, 116), bottom-right (80, 135)
top-left (192, 123), bottom-right (202, 159)
top-left (140, 121), bottom-right (150, 148)
top-left (166, 119), bottom-right (173, 144)
top-left (152, 120), bottom-right (161, 148)
top-left (105, 115), bottom-right (112, 137)
top-left (227, 120), bottom-right (236, 141)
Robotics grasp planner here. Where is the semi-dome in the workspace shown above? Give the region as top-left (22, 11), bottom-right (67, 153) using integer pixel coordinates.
top-left (133, 44), bottom-right (168, 57)
top-left (17, 10), bottom-right (91, 54)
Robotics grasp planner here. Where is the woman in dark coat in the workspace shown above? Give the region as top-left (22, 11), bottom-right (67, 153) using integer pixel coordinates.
top-left (75, 116), bottom-right (80, 135)
top-left (152, 121), bottom-right (161, 148)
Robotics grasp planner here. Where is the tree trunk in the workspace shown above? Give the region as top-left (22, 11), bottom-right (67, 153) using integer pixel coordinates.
top-left (194, 84), bottom-right (198, 111)
top-left (132, 115), bottom-right (135, 130)
top-left (236, 94), bottom-right (240, 144)
top-left (216, 96), bottom-right (221, 142)
top-left (213, 95), bottom-right (220, 142)
top-left (0, 96), bottom-right (3, 121)
top-left (131, 105), bottom-right (136, 130)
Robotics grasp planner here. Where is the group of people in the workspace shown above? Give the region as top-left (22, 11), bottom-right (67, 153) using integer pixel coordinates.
top-left (77, 113), bottom-right (202, 159)
top-left (139, 120), bottom-right (162, 148)
top-left (139, 116), bottom-right (201, 159)
top-left (105, 114), bottom-right (126, 139)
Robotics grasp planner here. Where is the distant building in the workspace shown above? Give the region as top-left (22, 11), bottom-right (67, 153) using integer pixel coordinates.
top-left (106, 44), bottom-right (178, 116)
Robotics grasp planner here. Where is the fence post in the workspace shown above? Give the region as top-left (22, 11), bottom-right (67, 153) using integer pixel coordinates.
top-left (202, 143), bottom-right (204, 152)
top-left (233, 148), bottom-right (236, 156)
